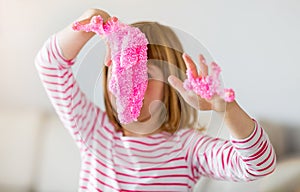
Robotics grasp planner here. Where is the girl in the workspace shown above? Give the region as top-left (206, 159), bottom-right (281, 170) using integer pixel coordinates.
top-left (35, 8), bottom-right (276, 192)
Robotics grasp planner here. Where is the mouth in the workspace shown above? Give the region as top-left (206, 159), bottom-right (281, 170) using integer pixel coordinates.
top-left (111, 101), bottom-right (150, 123)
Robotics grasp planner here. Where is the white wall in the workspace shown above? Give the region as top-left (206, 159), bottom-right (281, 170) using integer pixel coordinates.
top-left (1, 0), bottom-right (300, 124)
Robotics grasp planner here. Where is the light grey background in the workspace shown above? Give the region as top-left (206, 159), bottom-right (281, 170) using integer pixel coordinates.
top-left (1, 0), bottom-right (299, 125)
top-left (1, 1), bottom-right (300, 191)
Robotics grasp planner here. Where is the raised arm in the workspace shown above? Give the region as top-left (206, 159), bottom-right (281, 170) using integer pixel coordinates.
top-left (57, 9), bottom-right (110, 60)
top-left (168, 53), bottom-right (276, 181)
top-left (168, 53), bottom-right (256, 139)
top-left (35, 9), bottom-right (110, 149)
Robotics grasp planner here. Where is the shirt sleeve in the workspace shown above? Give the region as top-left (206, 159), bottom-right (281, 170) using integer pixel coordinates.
top-left (34, 34), bottom-right (105, 150)
top-left (186, 119), bottom-right (276, 182)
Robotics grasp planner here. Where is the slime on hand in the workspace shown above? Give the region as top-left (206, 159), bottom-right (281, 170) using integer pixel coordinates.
top-left (73, 16), bottom-right (149, 124)
top-left (183, 62), bottom-right (235, 102)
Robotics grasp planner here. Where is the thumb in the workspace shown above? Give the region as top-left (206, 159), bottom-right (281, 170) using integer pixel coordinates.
top-left (168, 75), bottom-right (186, 96)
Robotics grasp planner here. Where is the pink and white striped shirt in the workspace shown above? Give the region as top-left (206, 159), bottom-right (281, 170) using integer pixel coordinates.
top-left (35, 35), bottom-right (276, 192)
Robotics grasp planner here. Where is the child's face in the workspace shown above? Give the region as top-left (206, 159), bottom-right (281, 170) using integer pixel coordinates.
top-left (106, 58), bottom-right (165, 123)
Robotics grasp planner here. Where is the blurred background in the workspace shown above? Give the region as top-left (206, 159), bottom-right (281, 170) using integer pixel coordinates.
top-left (0, 0), bottom-right (299, 191)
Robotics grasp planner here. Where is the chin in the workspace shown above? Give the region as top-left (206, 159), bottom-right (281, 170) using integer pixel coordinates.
top-left (137, 113), bottom-right (151, 122)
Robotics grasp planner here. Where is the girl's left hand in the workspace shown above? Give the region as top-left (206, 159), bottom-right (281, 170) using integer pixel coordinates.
top-left (168, 53), bottom-right (228, 112)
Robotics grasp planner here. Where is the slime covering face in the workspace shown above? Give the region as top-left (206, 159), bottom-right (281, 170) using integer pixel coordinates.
top-left (73, 16), bottom-right (149, 124)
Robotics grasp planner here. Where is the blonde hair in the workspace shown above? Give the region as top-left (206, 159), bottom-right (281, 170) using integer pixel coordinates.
top-left (103, 21), bottom-right (199, 134)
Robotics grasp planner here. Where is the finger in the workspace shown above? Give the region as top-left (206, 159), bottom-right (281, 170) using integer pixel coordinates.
top-left (182, 53), bottom-right (198, 78)
top-left (77, 18), bottom-right (92, 25)
top-left (105, 44), bottom-right (112, 66)
top-left (199, 54), bottom-right (208, 76)
top-left (168, 75), bottom-right (187, 96)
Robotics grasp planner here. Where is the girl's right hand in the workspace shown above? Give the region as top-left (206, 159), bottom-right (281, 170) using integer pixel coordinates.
top-left (76, 8), bottom-right (111, 27)
top-left (57, 8), bottom-right (111, 60)
top-left (76, 9), bottom-right (112, 67)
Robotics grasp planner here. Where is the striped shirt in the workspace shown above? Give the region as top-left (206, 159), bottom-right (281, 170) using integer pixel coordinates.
top-left (35, 35), bottom-right (276, 192)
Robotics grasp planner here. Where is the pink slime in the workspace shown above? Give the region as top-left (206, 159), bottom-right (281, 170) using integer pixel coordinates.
top-left (183, 62), bottom-right (235, 102)
top-left (73, 16), bottom-right (149, 124)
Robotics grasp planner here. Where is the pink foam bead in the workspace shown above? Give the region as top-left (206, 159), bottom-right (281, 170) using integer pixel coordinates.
top-left (223, 88), bottom-right (235, 102)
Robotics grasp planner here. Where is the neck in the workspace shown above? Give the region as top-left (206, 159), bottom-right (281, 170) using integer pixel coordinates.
top-left (122, 128), bottom-right (162, 137)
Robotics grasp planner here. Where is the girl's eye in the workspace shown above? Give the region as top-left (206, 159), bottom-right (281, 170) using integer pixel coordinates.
top-left (147, 73), bottom-right (152, 78)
